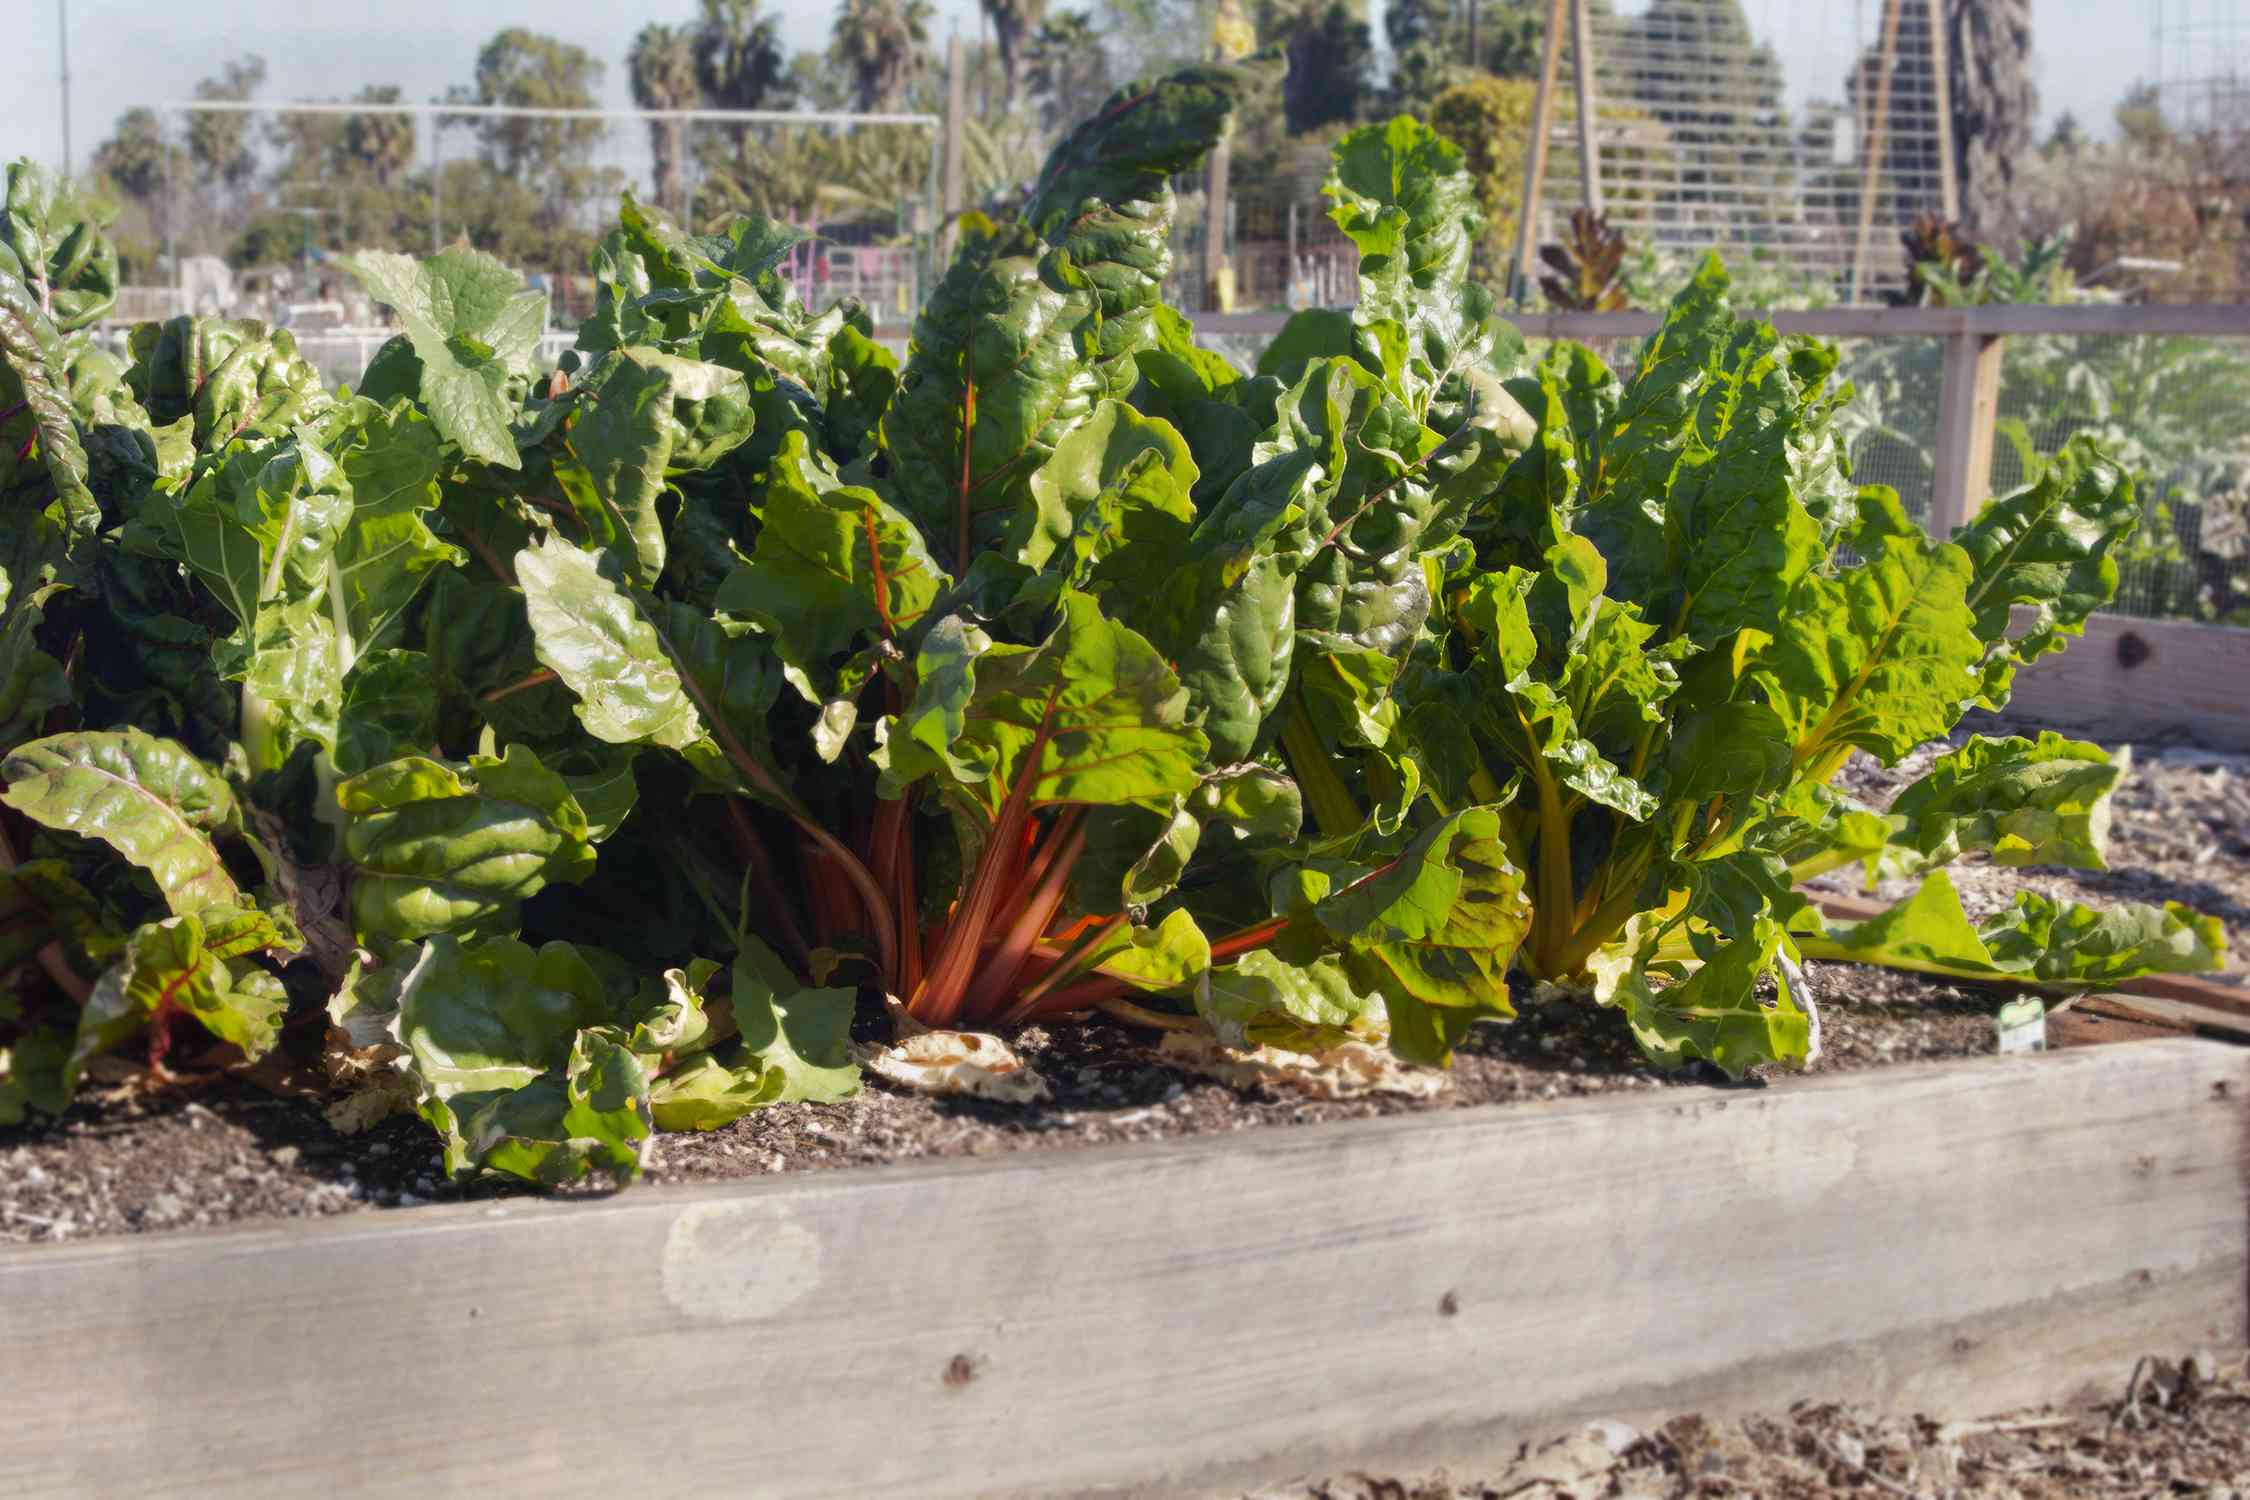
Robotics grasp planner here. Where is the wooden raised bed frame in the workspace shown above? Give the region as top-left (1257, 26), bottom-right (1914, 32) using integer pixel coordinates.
top-left (1, 1038), bottom-right (2243, 1497)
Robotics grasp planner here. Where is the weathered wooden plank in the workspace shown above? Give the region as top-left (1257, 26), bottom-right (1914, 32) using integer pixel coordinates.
top-left (0, 1041), bottom-right (2241, 1499)
top-left (1982, 609), bottom-right (2250, 752)
top-left (1929, 329), bottom-right (2005, 535)
top-left (1507, 0), bottom-right (1572, 305)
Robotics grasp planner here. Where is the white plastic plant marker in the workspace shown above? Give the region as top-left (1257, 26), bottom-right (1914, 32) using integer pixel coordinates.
top-left (1778, 952), bottom-right (1821, 1069)
top-left (854, 1030), bottom-right (1052, 1103)
top-left (1156, 1031), bottom-right (1450, 1100)
top-left (1995, 997), bottom-right (2049, 1054)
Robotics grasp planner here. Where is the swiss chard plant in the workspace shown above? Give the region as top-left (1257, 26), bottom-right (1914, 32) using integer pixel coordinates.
top-left (0, 74), bottom-right (2226, 1185)
top-left (1355, 261), bottom-right (2225, 1071)
top-left (0, 71), bottom-right (1542, 1179)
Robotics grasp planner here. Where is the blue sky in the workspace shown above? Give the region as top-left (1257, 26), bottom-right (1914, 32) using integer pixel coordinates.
top-left (7, 0), bottom-right (2157, 177)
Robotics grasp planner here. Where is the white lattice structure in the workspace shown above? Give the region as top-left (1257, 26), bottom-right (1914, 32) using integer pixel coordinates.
top-left (1515, 0), bottom-right (1957, 303)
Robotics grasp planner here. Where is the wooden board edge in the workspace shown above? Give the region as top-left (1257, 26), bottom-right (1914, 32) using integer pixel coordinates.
top-left (0, 1040), bottom-right (2241, 1500)
top-left (0, 1038), bottom-right (2224, 1270)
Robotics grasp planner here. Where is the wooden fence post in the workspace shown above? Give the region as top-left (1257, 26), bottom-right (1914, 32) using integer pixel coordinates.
top-left (1930, 328), bottom-right (2003, 535)
top-left (940, 37), bottom-right (966, 266)
top-left (1925, 0), bottom-right (1960, 224)
top-left (1571, 0), bottom-right (1604, 216)
top-left (1204, 135), bottom-right (1232, 313)
top-left (1509, 0), bottom-right (1571, 305)
top-left (1849, 0), bottom-right (1905, 303)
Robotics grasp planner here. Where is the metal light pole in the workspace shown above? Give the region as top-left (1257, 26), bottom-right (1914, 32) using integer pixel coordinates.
top-left (58, 0), bottom-right (73, 175)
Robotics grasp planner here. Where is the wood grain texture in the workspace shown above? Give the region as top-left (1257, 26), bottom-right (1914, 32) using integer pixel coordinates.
top-left (1929, 331), bottom-right (2004, 535)
top-left (0, 1041), bottom-right (2242, 1499)
top-left (1980, 610), bottom-right (2250, 752)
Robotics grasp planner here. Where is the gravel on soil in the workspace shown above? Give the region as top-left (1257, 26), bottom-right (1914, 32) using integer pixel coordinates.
top-left (1242, 1350), bottom-right (2250, 1499)
top-left (1, 729), bottom-right (2239, 1247)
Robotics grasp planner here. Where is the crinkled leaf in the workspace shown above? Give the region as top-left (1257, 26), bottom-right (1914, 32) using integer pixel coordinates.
top-left (1753, 531), bottom-right (1981, 768)
top-left (339, 743), bottom-right (596, 944)
top-left (648, 1050), bottom-right (783, 1131)
top-left (717, 432), bottom-right (944, 711)
top-left (466, 1029), bottom-right (652, 1185)
top-left (334, 649), bottom-right (442, 778)
top-left (124, 315), bottom-right (332, 448)
top-left (892, 592), bottom-right (1207, 817)
top-left (1316, 806), bottom-right (1532, 1064)
top-left (1571, 257), bottom-right (1736, 601)
top-left (323, 400), bottom-right (461, 662)
top-left (128, 426), bottom-right (353, 632)
top-left (1592, 914), bottom-right (1807, 1076)
top-left (1799, 869), bottom-right (2225, 988)
top-left (1081, 907), bottom-right (1212, 992)
top-left (1887, 732), bottom-right (2120, 872)
top-left (1124, 449), bottom-right (1313, 761)
top-left (1199, 948), bottom-right (1387, 1053)
top-left (0, 273), bottom-right (97, 533)
top-left (554, 349), bottom-right (740, 583)
top-left (69, 910), bottom-right (288, 1088)
top-left (1012, 398), bottom-right (1197, 584)
top-left (2, 161), bottom-right (120, 332)
top-left (2, 727), bottom-right (242, 915)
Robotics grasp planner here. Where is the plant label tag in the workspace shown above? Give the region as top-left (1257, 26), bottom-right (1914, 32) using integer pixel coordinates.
top-left (1995, 997), bottom-right (2047, 1054)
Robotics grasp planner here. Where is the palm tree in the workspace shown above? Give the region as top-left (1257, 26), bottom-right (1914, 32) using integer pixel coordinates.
top-left (831, 0), bottom-right (934, 114)
top-left (979, 0), bottom-right (1048, 109)
top-left (630, 22), bottom-right (702, 215)
top-left (1947, 0), bottom-right (2035, 233)
top-left (692, 0), bottom-right (791, 112)
top-left (1024, 10), bottom-right (1111, 132)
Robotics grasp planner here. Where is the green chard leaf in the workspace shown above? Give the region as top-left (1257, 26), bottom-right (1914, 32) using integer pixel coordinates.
top-left (1199, 948), bottom-right (1387, 1053)
top-left (730, 937), bottom-right (859, 1102)
top-left (1323, 115), bottom-right (1513, 426)
top-left (382, 935), bottom-right (655, 1183)
top-left (339, 743), bottom-right (596, 944)
top-left (1886, 732), bottom-right (2122, 872)
top-left (1799, 869), bottom-right (2226, 989)
top-left (1951, 445), bottom-right (2137, 707)
top-left (1753, 529), bottom-right (1982, 769)
top-left (70, 909), bottom-right (290, 1086)
top-left (1313, 806), bottom-right (1532, 1064)
top-left (2, 728), bottom-right (243, 915)
top-left (1591, 913), bottom-right (1809, 1076)
top-left (717, 430), bottom-right (945, 717)
top-left (125, 315), bottom-right (333, 448)
top-left (516, 535), bottom-right (704, 751)
top-left (883, 592), bottom-right (1208, 818)
top-left (0, 272), bottom-right (98, 534)
top-left (345, 247), bottom-right (546, 468)
top-left (2, 160), bottom-right (121, 332)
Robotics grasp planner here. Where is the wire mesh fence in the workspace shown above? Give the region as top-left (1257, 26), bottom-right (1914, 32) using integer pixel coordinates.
top-left (1501, 323), bottom-right (2250, 628)
top-left (1539, 0), bottom-right (1954, 299)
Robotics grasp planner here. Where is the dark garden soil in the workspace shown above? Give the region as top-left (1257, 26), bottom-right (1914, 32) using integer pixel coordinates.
top-left (1, 733), bottom-right (2241, 1247)
top-left (1243, 1351), bottom-right (2250, 1499)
